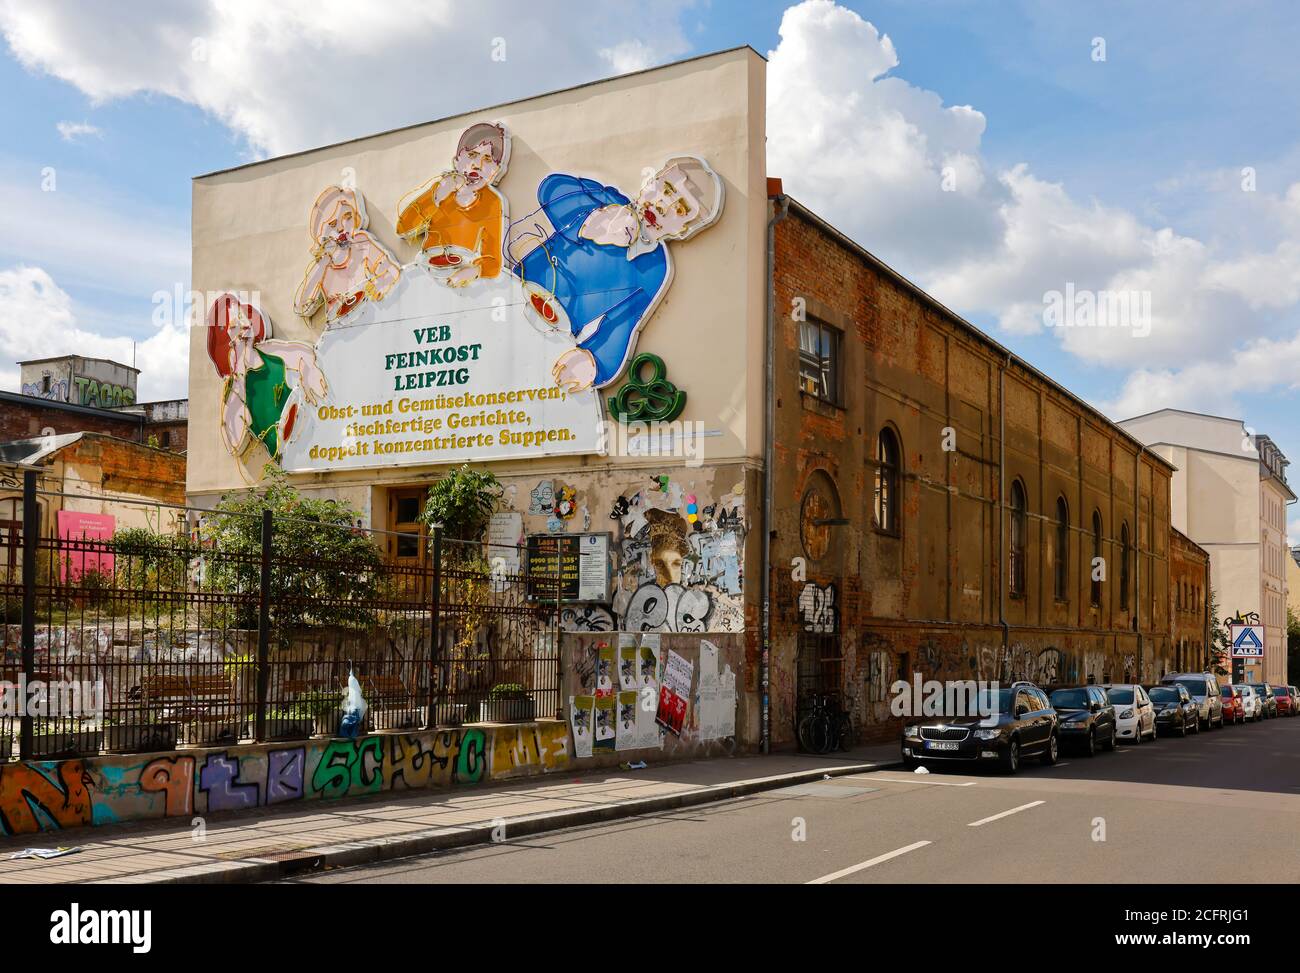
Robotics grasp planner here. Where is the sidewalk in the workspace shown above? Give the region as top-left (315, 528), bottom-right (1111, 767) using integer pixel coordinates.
top-left (0, 743), bottom-right (902, 884)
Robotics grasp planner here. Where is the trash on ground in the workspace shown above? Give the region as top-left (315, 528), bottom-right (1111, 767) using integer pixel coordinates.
top-left (619, 760), bottom-right (648, 771)
top-left (914, 765), bottom-right (930, 775)
top-left (10, 847), bottom-right (83, 860)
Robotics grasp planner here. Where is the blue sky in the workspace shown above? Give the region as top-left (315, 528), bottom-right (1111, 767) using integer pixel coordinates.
top-left (1, 0), bottom-right (1297, 516)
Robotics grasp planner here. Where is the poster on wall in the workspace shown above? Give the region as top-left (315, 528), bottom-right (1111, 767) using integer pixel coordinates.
top-left (618, 633), bottom-right (638, 691)
top-left (616, 690), bottom-right (639, 751)
top-left (696, 639), bottom-right (737, 742)
top-left (487, 511), bottom-right (523, 576)
top-left (637, 635), bottom-right (664, 749)
top-left (525, 533), bottom-right (609, 602)
top-left (656, 649), bottom-right (693, 736)
top-left (569, 695), bottom-right (594, 759)
top-left (56, 511), bottom-right (115, 583)
top-left (596, 642), bottom-right (616, 695)
top-left (593, 694), bottom-right (616, 751)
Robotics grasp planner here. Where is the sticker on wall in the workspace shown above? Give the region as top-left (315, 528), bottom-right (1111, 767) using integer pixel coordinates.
top-left (396, 122), bottom-right (511, 287)
top-left (507, 155), bottom-right (724, 392)
top-left (593, 694), bottom-right (616, 752)
top-left (607, 352), bottom-right (687, 423)
top-left (569, 695), bottom-right (594, 759)
top-left (207, 294), bottom-right (328, 464)
top-left (293, 185), bottom-right (401, 324)
top-left (529, 480), bottom-right (556, 516)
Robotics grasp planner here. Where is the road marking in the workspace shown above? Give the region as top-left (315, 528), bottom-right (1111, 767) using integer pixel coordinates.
top-left (967, 800), bottom-right (1045, 827)
top-left (863, 776), bottom-right (977, 787)
top-left (806, 840), bottom-right (932, 885)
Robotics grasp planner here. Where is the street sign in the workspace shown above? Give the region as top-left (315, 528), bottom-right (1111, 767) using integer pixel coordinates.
top-left (1228, 623), bottom-right (1265, 658)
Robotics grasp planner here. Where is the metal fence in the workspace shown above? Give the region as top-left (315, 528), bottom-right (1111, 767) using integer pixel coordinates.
top-left (0, 470), bottom-right (563, 761)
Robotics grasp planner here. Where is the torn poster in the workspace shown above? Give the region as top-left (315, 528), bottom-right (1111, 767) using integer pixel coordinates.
top-left (656, 649), bottom-right (693, 736)
top-left (569, 695), bottom-right (595, 759)
top-left (696, 639), bottom-right (737, 741)
top-left (596, 641), bottom-right (615, 696)
top-left (594, 693), bottom-right (616, 751)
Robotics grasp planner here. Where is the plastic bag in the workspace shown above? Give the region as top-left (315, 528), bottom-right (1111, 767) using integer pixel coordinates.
top-left (339, 669), bottom-right (368, 738)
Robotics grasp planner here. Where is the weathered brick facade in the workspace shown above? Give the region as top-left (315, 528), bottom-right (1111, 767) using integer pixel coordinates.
top-left (770, 198), bottom-right (1202, 744)
top-left (0, 391), bottom-right (188, 453)
top-left (1169, 527), bottom-right (1211, 672)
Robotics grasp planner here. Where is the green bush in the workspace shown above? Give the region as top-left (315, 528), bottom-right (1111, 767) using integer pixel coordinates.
top-left (420, 464), bottom-right (501, 543)
top-left (201, 467), bottom-right (385, 632)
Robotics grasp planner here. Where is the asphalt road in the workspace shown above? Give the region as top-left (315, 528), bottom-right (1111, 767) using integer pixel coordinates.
top-left (294, 714), bottom-right (1300, 884)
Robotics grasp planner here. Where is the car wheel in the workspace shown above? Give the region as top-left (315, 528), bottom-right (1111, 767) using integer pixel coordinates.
top-left (1104, 726), bottom-right (1117, 751)
top-left (1041, 732), bottom-right (1060, 766)
top-left (1085, 730), bottom-right (1097, 757)
top-left (1001, 738), bottom-right (1020, 775)
top-left (1178, 718), bottom-right (1187, 738)
top-left (1134, 725), bottom-right (1144, 744)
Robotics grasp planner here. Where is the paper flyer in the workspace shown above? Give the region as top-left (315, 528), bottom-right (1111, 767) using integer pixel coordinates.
top-left (569, 695), bottom-right (594, 759)
top-left (594, 693), bottom-right (617, 751)
top-left (616, 690), bottom-right (639, 750)
top-left (618, 633), bottom-right (638, 691)
top-left (596, 641), bottom-right (616, 695)
top-left (656, 649), bottom-right (694, 736)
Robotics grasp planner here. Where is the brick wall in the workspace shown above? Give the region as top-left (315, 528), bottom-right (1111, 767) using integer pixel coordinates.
top-left (770, 200), bottom-right (1177, 745)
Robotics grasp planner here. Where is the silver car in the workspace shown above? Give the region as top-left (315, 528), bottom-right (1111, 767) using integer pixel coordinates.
top-left (1160, 672), bottom-right (1224, 729)
top-left (1234, 684), bottom-right (1264, 722)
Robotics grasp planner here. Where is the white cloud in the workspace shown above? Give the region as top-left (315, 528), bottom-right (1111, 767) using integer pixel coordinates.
top-left (0, 0), bottom-right (694, 157)
top-left (767, 0), bottom-right (1300, 416)
top-left (55, 119), bottom-right (101, 141)
top-left (0, 265), bottom-right (188, 401)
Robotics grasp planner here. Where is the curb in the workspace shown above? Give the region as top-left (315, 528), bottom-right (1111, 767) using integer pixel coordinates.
top-left (138, 756), bottom-right (905, 884)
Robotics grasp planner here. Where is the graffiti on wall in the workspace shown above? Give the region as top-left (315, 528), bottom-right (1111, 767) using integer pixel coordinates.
top-left (0, 724), bottom-right (572, 837)
top-left (798, 582), bottom-right (836, 634)
top-left (610, 482), bottom-right (745, 633)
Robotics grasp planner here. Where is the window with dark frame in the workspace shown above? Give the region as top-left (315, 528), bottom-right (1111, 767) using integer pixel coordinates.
top-left (1091, 510), bottom-right (1102, 607)
top-left (873, 427), bottom-right (901, 534)
top-left (1009, 479), bottom-right (1027, 598)
top-left (1054, 496), bottom-right (1069, 601)
top-left (798, 318), bottom-right (842, 406)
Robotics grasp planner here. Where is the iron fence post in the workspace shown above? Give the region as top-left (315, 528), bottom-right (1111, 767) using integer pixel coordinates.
top-left (254, 508), bottom-right (272, 743)
top-left (425, 526), bottom-right (442, 730)
top-left (19, 470), bottom-right (38, 761)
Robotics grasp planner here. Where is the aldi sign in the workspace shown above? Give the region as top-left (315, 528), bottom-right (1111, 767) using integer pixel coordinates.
top-left (1228, 623), bottom-right (1265, 658)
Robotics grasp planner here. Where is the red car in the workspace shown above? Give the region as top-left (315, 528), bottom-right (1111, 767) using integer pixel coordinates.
top-left (1219, 684), bottom-right (1245, 724)
top-left (1274, 686), bottom-right (1296, 717)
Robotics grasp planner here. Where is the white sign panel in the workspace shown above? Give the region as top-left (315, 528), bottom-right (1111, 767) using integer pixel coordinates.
top-left (1229, 623), bottom-right (1265, 658)
top-left (279, 269), bottom-right (603, 473)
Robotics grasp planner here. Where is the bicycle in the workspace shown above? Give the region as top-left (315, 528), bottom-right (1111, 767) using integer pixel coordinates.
top-left (797, 692), bottom-right (850, 754)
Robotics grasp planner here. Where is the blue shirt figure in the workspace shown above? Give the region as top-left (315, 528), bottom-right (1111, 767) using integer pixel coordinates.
top-left (511, 174), bottom-right (669, 388)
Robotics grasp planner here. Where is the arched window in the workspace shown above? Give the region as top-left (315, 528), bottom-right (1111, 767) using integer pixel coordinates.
top-left (1120, 522), bottom-right (1131, 610)
top-left (1090, 511), bottom-right (1103, 607)
top-left (1009, 479), bottom-right (1027, 598)
top-left (873, 427), bottom-right (901, 534)
top-left (1054, 496), bottom-right (1069, 601)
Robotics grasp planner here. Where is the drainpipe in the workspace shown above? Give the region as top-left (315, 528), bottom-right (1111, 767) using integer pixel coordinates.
top-left (1135, 444), bottom-right (1148, 677)
top-left (998, 354), bottom-right (1011, 669)
top-left (762, 192), bottom-right (789, 755)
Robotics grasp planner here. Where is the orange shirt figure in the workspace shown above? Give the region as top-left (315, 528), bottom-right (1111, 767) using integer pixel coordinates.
top-left (396, 121), bottom-right (511, 288)
top-left (396, 186), bottom-right (503, 279)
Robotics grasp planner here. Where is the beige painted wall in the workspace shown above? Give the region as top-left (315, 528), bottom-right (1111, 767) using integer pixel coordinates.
top-left (1122, 410), bottom-right (1291, 682)
top-left (188, 48), bottom-right (767, 509)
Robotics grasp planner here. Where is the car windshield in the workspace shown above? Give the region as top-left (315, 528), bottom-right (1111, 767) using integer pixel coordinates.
top-left (1172, 680), bottom-right (1204, 695)
top-left (1250, 685), bottom-right (1269, 695)
top-left (1107, 688), bottom-right (1134, 704)
top-left (1050, 689), bottom-right (1089, 709)
top-left (1147, 687), bottom-right (1180, 702)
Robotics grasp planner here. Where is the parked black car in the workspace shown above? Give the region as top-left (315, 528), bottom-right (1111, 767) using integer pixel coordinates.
top-left (902, 681), bottom-right (1059, 775)
top-left (1146, 683), bottom-right (1199, 737)
top-left (1048, 685), bottom-right (1116, 756)
top-left (1250, 683), bottom-right (1277, 719)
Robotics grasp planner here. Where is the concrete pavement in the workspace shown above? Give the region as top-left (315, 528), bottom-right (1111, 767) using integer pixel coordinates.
top-left (295, 714), bottom-right (1300, 884)
top-left (0, 741), bottom-right (901, 884)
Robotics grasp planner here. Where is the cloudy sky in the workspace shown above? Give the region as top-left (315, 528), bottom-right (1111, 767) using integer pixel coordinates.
top-left (2, 0), bottom-right (1298, 526)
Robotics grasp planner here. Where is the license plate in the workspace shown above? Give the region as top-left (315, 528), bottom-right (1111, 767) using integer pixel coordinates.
top-left (926, 741), bottom-right (959, 750)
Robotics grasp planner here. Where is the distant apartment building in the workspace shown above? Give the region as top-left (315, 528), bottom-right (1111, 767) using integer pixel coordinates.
top-left (1118, 409), bottom-right (1293, 685)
